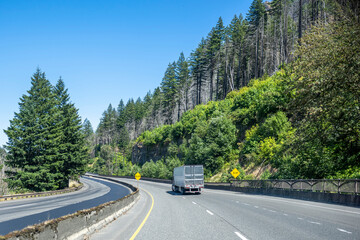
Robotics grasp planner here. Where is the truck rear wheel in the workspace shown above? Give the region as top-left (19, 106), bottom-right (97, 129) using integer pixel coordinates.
top-left (181, 187), bottom-right (185, 195)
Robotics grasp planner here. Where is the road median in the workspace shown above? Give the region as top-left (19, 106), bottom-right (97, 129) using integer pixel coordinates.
top-left (0, 184), bottom-right (83, 202)
top-left (0, 176), bottom-right (139, 240)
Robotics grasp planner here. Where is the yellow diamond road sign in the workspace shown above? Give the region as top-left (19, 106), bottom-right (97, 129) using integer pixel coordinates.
top-left (231, 168), bottom-right (240, 179)
top-left (135, 172), bottom-right (141, 180)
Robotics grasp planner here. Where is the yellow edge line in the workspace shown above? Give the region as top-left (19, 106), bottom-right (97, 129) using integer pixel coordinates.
top-left (129, 188), bottom-right (154, 240)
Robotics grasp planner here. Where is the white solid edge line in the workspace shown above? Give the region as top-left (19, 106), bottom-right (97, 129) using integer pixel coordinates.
top-left (235, 231), bottom-right (249, 240)
top-left (206, 210), bottom-right (214, 215)
top-left (337, 228), bottom-right (352, 234)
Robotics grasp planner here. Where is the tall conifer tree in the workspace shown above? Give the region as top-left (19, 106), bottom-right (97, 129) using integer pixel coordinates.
top-left (5, 69), bottom-right (63, 191)
top-left (176, 52), bottom-right (190, 118)
top-left (161, 63), bottom-right (177, 108)
top-left (190, 38), bottom-right (207, 104)
top-left (54, 78), bottom-right (87, 187)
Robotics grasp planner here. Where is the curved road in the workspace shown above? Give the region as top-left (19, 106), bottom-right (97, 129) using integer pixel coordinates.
top-left (91, 177), bottom-right (360, 240)
top-left (0, 177), bottom-right (130, 236)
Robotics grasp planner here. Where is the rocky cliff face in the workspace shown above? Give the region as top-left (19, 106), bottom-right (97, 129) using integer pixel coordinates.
top-left (131, 143), bottom-right (169, 165)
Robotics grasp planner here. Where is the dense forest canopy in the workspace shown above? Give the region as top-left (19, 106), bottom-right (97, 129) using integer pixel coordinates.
top-left (87, 0), bottom-right (359, 181)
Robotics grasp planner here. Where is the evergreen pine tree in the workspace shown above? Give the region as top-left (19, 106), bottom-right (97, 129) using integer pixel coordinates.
top-left (114, 100), bottom-right (130, 149)
top-left (207, 17), bottom-right (225, 101)
top-left (82, 118), bottom-right (94, 141)
top-left (116, 99), bottom-right (126, 129)
top-left (247, 0), bottom-right (266, 78)
top-left (143, 91), bottom-right (153, 110)
top-left (208, 17), bottom-right (225, 57)
top-left (135, 97), bottom-right (145, 121)
top-left (81, 118), bottom-right (94, 157)
top-left (117, 100), bottom-right (125, 115)
top-left (151, 87), bottom-right (162, 117)
top-left (161, 62), bottom-right (178, 111)
top-left (4, 69), bottom-right (64, 191)
top-left (190, 38), bottom-right (208, 104)
top-left (228, 14), bottom-right (247, 88)
top-left (124, 99), bottom-right (136, 122)
top-left (54, 78), bottom-right (87, 187)
top-left (175, 52), bottom-right (190, 119)
top-left (247, 0), bottom-right (266, 28)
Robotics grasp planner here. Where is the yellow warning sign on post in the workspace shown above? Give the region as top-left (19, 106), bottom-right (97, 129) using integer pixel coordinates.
top-left (231, 168), bottom-right (240, 179)
top-left (135, 172), bottom-right (141, 180)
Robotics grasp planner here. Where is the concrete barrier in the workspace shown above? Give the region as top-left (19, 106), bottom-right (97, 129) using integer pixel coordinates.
top-left (1, 177), bottom-right (139, 240)
top-left (0, 185), bottom-right (83, 202)
top-left (229, 187), bottom-right (360, 207)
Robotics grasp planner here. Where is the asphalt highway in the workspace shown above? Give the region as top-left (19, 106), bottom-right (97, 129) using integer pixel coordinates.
top-left (91, 177), bottom-right (360, 240)
top-left (0, 176), bottom-right (130, 236)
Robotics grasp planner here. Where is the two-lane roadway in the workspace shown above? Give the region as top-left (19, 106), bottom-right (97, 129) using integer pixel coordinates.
top-left (0, 177), bottom-right (130, 236)
top-left (91, 177), bottom-right (360, 240)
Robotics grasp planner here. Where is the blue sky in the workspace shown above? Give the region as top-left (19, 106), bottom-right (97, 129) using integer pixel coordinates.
top-left (0, 0), bottom-right (252, 147)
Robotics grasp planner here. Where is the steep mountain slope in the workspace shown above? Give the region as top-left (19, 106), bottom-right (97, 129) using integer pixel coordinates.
top-left (89, 0), bottom-right (360, 180)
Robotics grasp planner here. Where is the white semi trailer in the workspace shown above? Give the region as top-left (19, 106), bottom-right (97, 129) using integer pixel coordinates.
top-left (172, 165), bottom-right (204, 194)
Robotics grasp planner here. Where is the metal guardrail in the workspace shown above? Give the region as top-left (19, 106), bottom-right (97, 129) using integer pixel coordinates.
top-left (0, 185), bottom-right (83, 201)
top-left (230, 179), bottom-right (360, 195)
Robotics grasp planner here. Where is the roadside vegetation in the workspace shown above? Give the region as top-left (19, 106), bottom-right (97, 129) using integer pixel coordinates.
top-left (89, 12), bottom-right (359, 181)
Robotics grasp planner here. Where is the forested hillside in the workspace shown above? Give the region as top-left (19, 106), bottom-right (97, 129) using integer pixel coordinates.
top-left (88, 0), bottom-right (360, 180)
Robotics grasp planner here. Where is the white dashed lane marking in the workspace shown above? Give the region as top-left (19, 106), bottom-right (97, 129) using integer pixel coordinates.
top-left (234, 197), bottom-right (353, 236)
top-left (337, 228), bottom-right (352, 234)
top-left (235, 198), bottom-right (354, 238)
top-left (235, 231), bottom-right (249, 240)
top-left (206, 210), bottom-right (214, 216)
top-left (308, 221), bottom-right (321, 225)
